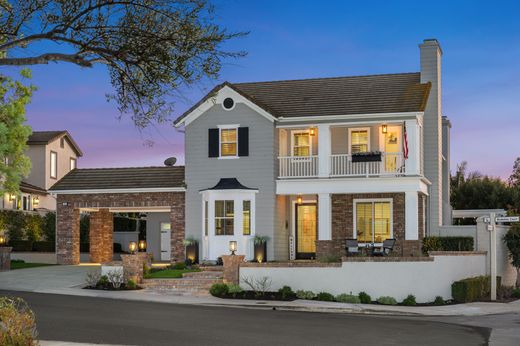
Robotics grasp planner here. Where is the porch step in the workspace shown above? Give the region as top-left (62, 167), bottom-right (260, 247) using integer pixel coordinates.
top-left (182, 271), bottom-right (223, 279)
top-left (198, 265), bottom-right (224, 272)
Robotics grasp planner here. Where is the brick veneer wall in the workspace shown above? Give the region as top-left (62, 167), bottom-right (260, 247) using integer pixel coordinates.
top-left (56, 191), bottom-right (185, 264)
top-left (318, 192), bottom-right (422, 259)
top-left (89, 208), bottom-right (113, 263)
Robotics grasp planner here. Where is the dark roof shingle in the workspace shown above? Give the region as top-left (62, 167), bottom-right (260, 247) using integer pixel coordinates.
top-left (49, 166), bottom-right (185, 191)
top-left (28, 131), bottom-right (83, 157)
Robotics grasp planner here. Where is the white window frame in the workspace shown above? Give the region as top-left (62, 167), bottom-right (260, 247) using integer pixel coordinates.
top-left (348, 127), bottom-right (371, 154)
top-left (290, 130), bottom-right (313, 158)
top-left (50, 151), bottom-right (58, 179)
top-left (214, 200), bottom-right (235, 236)
top-left (353, 198), bottom-right (393, 245)
top-left (70, 157), bottom-right (77, 171)
top-left (217, 124), bottom-right (239, 159)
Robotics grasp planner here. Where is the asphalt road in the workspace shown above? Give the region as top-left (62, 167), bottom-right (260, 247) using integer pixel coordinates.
top-left (0, 290), bottom-right (489, 346)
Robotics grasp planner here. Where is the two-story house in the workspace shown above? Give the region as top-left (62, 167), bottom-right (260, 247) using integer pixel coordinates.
top-left (174, 39), bottom-right (451, 261)
top-left (1, 131), bottom-right (83, 212)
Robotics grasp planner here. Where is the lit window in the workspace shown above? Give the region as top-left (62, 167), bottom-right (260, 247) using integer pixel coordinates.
top-left (50, 151), bottom-right (57, 179)
top-left (220, 129), bottom-right (237, 157)
top-left (70, 158), bottom-right (77, 171)
top-left (204, 201), bottom-right (208, 236)
top-left (215, 200), bottom-right (234, 235)
top-left (350, 129), bottom-right (369, 153)
top-left (292, 132), bottom-right (311, 157)
top-left (355, 201), bottom-right (392, 243)
top-left (243, 200), bottom-right (251, 235)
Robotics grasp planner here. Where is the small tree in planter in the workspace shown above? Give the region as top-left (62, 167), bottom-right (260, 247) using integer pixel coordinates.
top-left (253, 235), bottom-right (269, 263)
top-left (183, 237), bottom-right (199, 264)
top-left (504, 222), bottom-right (520, 287)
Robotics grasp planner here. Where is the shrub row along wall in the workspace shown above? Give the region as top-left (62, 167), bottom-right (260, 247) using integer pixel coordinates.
top-left (0, 210), bottom-right (56, 242)
top-left (239, 253), bottom-right (486, 303)
top-left (9, 241), bottom-right (123, 253)
top-left (422, 236), bottom-right (474, 254)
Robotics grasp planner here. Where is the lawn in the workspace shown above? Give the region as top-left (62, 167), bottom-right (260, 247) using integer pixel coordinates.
top-left (144, 268), bottom-right (200, 279)
top-left (10, 261), bottom-right (55, 270)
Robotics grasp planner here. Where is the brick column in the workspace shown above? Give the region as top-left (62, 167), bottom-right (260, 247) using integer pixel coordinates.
top-left (222, 255), bottom-right (245, 284)
top-left (170, 192), bottom-right (185, 263)
top-left (56, 203), bottom-right (80, 265)
top-left (89, 208), bottom-right (113, 263)
top-left (121, 254), bottom-right (144, 283)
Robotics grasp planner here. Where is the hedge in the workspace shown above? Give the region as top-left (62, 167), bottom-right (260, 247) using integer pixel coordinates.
top-left (80, 243), bottom-right (123, 253)
top-left (32, 241), bottom-right (55, 252)
top-left (451, 276), bottom-right (501, 303)
top-left (8, 240), bottom-right (34, 252)
top-left (422, 236), bottom-right (474, 254)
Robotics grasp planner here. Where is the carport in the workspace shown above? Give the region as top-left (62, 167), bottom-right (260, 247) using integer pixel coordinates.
top-left (49, 166), bottom-right (185, 265)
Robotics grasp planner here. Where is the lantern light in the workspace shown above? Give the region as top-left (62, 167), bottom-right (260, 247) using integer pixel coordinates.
top-left (32, 196), bottom-right (39, 208)
top-left (0, 235), bottom-right (5, 246)
top-left (8, 194), bottom-right (15, 202)
top-left (297, 195), bottom-right (303, 205)
top-left (382, 124), bottom-right (388, 134)
top-left (138, 240), bottom-right (147, 252)
top-left (309, 128), bottom-right (316, 136)
top-left (229, 241), bottom-right (237, 255)
top-left (128, 241), bottom-right (138, 254)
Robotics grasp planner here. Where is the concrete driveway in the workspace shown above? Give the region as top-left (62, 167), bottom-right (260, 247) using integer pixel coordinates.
top-left (0, 265), bottom-right (97, 293)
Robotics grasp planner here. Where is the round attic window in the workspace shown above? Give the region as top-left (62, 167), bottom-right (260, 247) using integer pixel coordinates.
top-left (222, 97), bottom-right (235, 110)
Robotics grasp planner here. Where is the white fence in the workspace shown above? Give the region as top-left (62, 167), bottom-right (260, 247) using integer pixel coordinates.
top-left (240, 253), bottom-right (486, 303)
top-left (278, 156), bottom-right (319, 178)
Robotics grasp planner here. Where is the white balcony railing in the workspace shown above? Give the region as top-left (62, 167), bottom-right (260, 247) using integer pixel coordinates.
top-left (278, 156), bottom-right (318, 178)
top-left (278, 152), bottom-right (404, 178)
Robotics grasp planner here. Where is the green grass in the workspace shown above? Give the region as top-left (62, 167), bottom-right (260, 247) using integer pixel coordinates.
top-left (144, 268), bottom-right (200, 279)
top-left (10, 261), bottom-right (55, 270)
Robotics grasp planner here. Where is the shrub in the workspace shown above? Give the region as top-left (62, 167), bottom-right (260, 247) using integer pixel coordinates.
top-left (32, 241), bottom-right (55, 252)
top-left (0, 297), bottom-right (37, 345)
top-left (278, 286), bottom-right (295, 299)
top-left (401, 294), bottom-right (416, 306)
top-left (422, 236), bottom-right (474, 254)
top-left (85, 270), bottom-right (101, 287)
top-left (25, 214), bottom-right (43, 242)
top-left (242, 276), bottom-right (272, 297)
top-left (126, 280), bottom-right (137, 290)
top-left (97, 275), bottom-right (109, 288)
top-left (316, 292), bottom-right (335, 302)
top-left (336, 294), bottom-right (361, 304)
top-left (107, 270), bottom-right (124, 289)
top-left (296, 290), bottom-right (315, 300)
top-left (377, 296), bottom-right (397, 305)
top-left (1, 210), bottom-right (26, 241)
top-left (209, 283), bottom-right (229, 297)
top-left (172, 262), bottom-right (187, 270)
top-left (451, 276), bottom-right (501, 303)
top-left (8, 240), bottom-right (33, 252)
top-left (42, 212), bottom-right (56, 242)
top-left (433, 296), bottom-right (445, 305)
top-left (227, 284), bottom-right (243, 297)
top-left (503, 223), bottom-right (520, 288)
top-left (512, 288), bottom-right (520, 299)
top-left (358, 291), bottom-right (372, 304)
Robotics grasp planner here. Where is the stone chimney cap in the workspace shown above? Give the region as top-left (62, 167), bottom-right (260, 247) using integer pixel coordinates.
top-left (420, 38), bottom-right (443, 54)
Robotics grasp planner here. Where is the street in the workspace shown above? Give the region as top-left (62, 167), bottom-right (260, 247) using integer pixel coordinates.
top-left (1, 290), bottom-right (490, 346)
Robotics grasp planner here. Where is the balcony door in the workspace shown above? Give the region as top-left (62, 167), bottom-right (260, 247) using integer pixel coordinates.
top-left (383, 126), bottom-right (402, 172)
top-left (295, 203), bottom-right (317, 259)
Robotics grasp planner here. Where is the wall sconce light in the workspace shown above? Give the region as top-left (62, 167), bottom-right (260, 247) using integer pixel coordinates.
top-left (8, 194), bottom-right (15, 202)
top-left (229, 241), bottom-right (237, 255)
top-left (138, 240), bottom-right (147, 252)
top-left (128, 241), bottom-right (138, 254)
top-left (309, 128), bottom-right (316, 136)
top-left (0, 235), bottom-right (5, 246)
top-left (382, 124), bottom-right (388, 134)
top-left (32, 196), bottom-right (39, 208)
top-left (297, 195), bottom-right (303, 205)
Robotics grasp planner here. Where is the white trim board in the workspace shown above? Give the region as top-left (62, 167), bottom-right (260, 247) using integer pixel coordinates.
top-left (277, 112), bottom-right (423, 123)
top-left (51, 187), bottom-right (186, 195)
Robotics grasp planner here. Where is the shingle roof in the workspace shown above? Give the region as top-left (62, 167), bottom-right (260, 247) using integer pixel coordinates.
top-left (20, 181), bottom-right (48, 195)
top-left (200, 178), bottom-right (257, 191)
top-left (28, 131), bottom-right (83, 157)
top-left (49, 166), bottom-right (185, 192)
top-left (174, 72), bottom-right (431, 124)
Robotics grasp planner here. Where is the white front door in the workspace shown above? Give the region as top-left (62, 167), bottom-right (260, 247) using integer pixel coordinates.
top-left (160, 222), bottom-right (171, 261)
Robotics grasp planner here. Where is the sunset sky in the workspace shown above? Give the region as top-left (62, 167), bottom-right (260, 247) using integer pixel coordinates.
top-left (11, 0), bottom-right (520, 178)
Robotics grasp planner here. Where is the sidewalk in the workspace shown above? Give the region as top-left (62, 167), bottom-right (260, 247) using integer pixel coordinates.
top-left (1, 265), bottom-right (519, 317)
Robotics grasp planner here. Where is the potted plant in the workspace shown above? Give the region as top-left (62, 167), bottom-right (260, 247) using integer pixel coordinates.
top-left (183, 237), bottom-right (199, 264)
top-left (253, 235), bottom-right (269, 263)
top-left (351, 151), bottom-right (382, 163)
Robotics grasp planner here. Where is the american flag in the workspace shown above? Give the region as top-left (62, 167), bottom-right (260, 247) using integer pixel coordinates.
top-left (403, 122), bottom-right (409, 159)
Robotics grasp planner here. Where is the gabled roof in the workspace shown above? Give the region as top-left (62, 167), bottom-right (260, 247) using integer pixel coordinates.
top-left (49, 166), bottom-right (185, 192)
top-left (20, 181), bottom-right (48, 195)
top-left (174, 72), bottom-right (431, 125)
top-left (28, 131), bottom-right (83, 157)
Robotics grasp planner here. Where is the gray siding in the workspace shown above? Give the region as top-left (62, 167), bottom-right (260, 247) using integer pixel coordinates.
top-left (185, 103), bottom-right (278, 259)
top-left (146, 212), bottom-right (170, 261)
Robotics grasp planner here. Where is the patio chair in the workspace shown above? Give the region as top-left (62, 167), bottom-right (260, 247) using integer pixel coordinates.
top-left (371, 238), bottom-right (396, 256)
top-left (345, 239), bottom-right (359, 256)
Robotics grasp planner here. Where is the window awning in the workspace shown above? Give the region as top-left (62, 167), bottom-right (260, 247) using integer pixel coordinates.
top-left (200, 178), bottom-right (257, 192)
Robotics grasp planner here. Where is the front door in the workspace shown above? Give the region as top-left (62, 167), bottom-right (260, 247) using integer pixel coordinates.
top-left (160, 222), bottom-right (171, 261)
top-left (383, 126), bottom-right (402, 172)
top-left (295, 203), bottom-right (317, 259)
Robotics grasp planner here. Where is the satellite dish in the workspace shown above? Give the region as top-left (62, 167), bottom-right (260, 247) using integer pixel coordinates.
top-left (164, 157), bottom-right (177, 166)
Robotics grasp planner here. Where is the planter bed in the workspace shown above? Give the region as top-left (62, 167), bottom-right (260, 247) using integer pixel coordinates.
top-left (84, 284), bottom-right (142, 291)
top-left (218, 291), bottom-right (296, 301)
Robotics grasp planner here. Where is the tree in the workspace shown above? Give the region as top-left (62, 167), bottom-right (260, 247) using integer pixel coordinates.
top-left (0, 0), bottom-right (246, 128)
top-left (509, 157), bottom-right (520, 188)
top-left (0, 70), bottom-right (33, 194)
top-left (503, 223), bottom-right (520, 287)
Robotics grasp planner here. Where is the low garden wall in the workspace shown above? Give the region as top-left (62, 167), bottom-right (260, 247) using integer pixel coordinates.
top-left (239, 252), bottom-right (487, 303)
top-left (11, 252), bottom-right (92, 264)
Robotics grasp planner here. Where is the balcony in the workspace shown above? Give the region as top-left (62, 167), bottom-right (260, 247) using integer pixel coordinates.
top-left (278, 152), bottom-right (404, 178)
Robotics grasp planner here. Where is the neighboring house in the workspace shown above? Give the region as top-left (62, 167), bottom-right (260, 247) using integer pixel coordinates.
top-left (174, 39), bottom-right (451, 262)
top-left (1, 131), bottom-right (83, 212)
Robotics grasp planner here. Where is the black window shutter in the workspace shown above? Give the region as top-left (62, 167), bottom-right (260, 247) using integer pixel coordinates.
top-left (238, 127), bottom-right (249, 157)
top-left (208, 128), bottom-right (219, 157)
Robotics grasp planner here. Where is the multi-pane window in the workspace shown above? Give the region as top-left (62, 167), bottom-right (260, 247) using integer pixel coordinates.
top-left (220, 128), bottom-right (237, 157)
top-left (292, 132), bottom-right (311, 156)
top-left (350, 129), bottom-right (369, 153)
top-left (243, 200), bottom-right (251, 235)
top-left (70, 158), bottom-right (77, 171)
top-left (50, 151), bottom-right (57, 179)
top-left (215, 200), bottom-right (234, 235)
top-left (355, 201), bottom-right (392, 243)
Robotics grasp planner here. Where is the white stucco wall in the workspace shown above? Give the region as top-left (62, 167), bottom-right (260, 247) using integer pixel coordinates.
top-left (240, 254), bottom-right (486, 303)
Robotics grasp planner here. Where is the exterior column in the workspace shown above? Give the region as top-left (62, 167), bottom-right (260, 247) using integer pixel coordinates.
top-left (318, 193), bottom-right (331, 240)
top-left (405, 191), bottom-right (419, 240)
top-left (317, 124), bottom-right (331, 177)
top-left (56, 201), bottom-right (80, 265)
top-left (170, 192), bottom-right (185, 263)
top-left (404, 118), bottom-right (420, 176)
top-left (89, 208), bottom-right (113, 263)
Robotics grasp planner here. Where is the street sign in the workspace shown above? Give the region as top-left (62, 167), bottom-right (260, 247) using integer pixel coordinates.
top-left (495, 216), bottom-right (520, 223)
